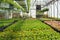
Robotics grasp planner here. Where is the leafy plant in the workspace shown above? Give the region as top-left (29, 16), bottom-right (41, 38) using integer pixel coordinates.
top-left (0, 19), bottom-right (60, 40)
top-left (40, 8), bottom-right (49, 12)
top-left (0, 0), bottom-right (25, 11)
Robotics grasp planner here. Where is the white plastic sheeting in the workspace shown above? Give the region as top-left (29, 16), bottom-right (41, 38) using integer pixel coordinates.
top-left (54, 1), bottom-right (58, 18)
top-left (20, 11), bottom-right (23, 17)
top-left (9, 10), bottom-right (13, 19)
top-left (0, 3), bottom-right (9, 8)
top-left (51, 2), bottom-right (54, 18)
top-left (30, 9), bottom-right (36, 18)
top-left (44, 0), bottom-right (60, 18)
top-left (5, 10), bottom-right (9, 19)
top-left (48, 4), bottom-right (52, 17)
top-left (58, 0), bottom-right (60, 18)
top-left (5, 10), bottom-right (13, 19)
top-left (30, 0), bottom-right (36, 18)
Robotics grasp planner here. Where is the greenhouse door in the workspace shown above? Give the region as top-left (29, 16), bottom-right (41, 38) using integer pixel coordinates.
top-left (36, 5), bottom-right (41, 18)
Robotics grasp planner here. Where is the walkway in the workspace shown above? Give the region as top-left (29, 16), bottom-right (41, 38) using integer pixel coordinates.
top-left (44, 21), bottom-right (60, 31)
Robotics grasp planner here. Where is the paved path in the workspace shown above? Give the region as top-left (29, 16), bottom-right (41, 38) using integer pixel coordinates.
top-left (44, 20), bottom-right (60, 31)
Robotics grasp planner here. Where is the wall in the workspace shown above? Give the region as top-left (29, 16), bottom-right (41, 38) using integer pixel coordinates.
top-left (44, 0), bottom-right (60, 18)
top-left (30, 0), bottom-right (36, 18)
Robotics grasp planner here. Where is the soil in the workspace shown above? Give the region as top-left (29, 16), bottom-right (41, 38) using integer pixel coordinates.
top-left (44, 20), bottom-right (60, 31)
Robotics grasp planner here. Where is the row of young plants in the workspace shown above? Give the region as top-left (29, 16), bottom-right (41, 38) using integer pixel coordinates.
top-left (0, 19), bottom-right (16, 27)
top-left (0, 19), bottom-right (60, 40)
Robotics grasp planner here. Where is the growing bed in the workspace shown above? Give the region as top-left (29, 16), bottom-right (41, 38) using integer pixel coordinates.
top-left (0, 19), bottom-right (15, 27)
top-left (0, 19), bottom-right (60, 40)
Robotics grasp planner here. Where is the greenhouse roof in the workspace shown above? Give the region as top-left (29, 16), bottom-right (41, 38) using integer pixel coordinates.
top-left (0, 0), bottom-right (57, 12)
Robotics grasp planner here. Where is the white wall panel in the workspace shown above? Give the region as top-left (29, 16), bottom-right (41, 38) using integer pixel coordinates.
top-left (54, 1), bottom-right (58, 18)
top-left (58, 0), bottom-right (60, 18)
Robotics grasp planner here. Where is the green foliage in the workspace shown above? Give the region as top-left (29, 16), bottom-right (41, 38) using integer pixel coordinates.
top-left (0, 0), bottom-right (25, 11)
top-left (40, 8), bottom-right (49, 12)
top-left (0, 19), bottom-right (15, 27)
top-left (0, 19), bottom-right (59, 40)
top-left (26, 0), bottom-right (31, 11)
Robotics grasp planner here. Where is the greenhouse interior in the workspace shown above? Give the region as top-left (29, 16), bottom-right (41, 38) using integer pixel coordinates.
top-left (0, 0), bottom-right (60, 40)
